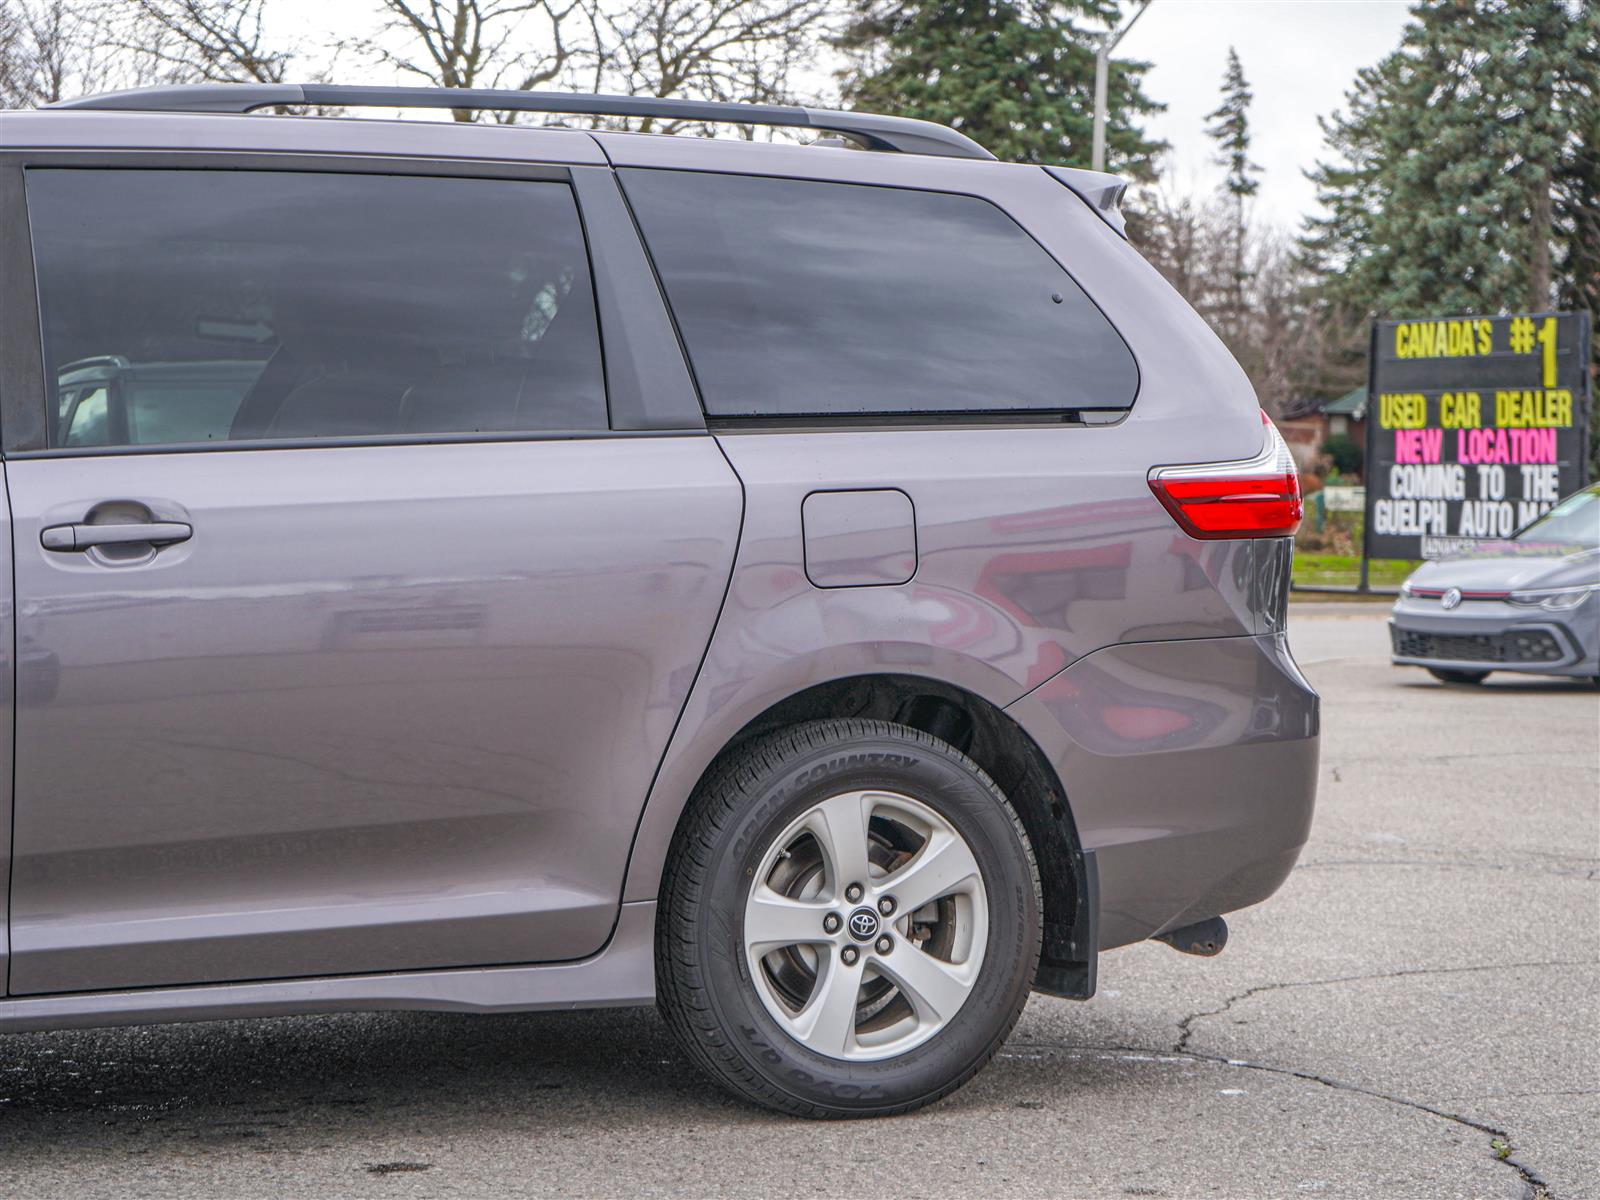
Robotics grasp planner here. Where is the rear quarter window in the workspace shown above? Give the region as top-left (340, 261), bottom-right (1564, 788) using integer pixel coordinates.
top-left (620, 170), bottom-right (1137, 420)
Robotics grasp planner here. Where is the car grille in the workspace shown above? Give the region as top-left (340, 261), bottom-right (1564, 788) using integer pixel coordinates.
top-left (1391, 627), bottom-right (1565, 664)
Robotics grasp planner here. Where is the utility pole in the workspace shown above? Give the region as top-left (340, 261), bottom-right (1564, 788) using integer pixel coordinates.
top-left (1092, 0), bottom-right (1153, 172)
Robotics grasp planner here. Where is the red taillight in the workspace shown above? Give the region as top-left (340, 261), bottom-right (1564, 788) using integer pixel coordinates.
top-left (1148, 412), bottom-right (1303, 540)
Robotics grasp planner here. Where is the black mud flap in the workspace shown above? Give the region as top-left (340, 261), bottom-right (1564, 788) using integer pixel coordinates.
top-left (1033, 850), bottom-right (1099, 999)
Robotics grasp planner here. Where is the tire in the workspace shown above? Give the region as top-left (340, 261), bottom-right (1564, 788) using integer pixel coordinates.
top-left (1427, 667), bottom-right (1490, 685)
top-left (656, 718), bottom-right (1042, 1118)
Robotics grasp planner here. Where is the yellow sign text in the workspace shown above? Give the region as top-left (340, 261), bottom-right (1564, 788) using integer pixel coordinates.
top-left (1495, 389), bottom-right (1572, 428)
top-left (1438, 392), bottom-right (1482, 428)
top-left (1394, 319), bottom-right (1493, 359)
top-left (1379, 392), bottom-right (1428, 429)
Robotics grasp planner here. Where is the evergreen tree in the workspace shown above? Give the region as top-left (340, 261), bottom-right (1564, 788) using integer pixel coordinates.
top-left (1204, 46), bottom-right (1260, 340)
top-left (1299, 0), bottom-right (1598, 470)
top-left (836, 0), bottom-right (1166, 175)
top-left (1301, 0), bottom-right (1595, 321)
top-left (1206, 47), bottom-right (1260, 204)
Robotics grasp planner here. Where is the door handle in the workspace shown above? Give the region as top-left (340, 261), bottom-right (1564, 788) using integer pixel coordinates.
top-left (40, 521), bottom-right (193, 552)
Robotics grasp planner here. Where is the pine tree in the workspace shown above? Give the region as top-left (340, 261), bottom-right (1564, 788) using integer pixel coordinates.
top-left (1554, 80), bottom-right (1600, 473)
top-left (1206, 47), bottom-right (1260, 203)
top-left (835, 0), bottom-right (1166, 175)
top-left (1203, 46), bottom-right (1260, 341)
top-left (1301, 0), bottom-right (1595, 320)
top-left (1299, 0), bottom-right (1598, 469)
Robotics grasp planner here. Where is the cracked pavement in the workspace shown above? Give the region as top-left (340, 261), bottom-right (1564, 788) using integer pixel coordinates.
top-left (0, 603), bottom-right (1595, 1198)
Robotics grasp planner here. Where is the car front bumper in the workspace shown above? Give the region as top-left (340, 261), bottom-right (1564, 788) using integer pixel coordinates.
top-left (1389, 595), bottom-right (1600, 678)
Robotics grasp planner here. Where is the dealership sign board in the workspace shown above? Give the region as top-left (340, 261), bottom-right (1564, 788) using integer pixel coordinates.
top-left (1365, 311), bottom-right (1593, 560)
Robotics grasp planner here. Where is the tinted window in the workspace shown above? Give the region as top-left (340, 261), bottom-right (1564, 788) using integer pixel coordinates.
top-left (621, 170), bottom-right (1137, 418)
top-left (29, 170), bottom-right (606, 448)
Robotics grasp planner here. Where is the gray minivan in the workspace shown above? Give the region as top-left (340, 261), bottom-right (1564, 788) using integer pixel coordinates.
top-left (0, 84), bottom-right (1318, 1118)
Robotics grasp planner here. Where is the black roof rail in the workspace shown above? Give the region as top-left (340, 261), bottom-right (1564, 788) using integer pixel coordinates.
top-left (46, 84), bottom-right (997, 162)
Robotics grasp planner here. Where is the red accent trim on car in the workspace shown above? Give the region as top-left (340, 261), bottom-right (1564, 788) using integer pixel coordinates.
top-left (1409, 588), bottom-right (1511, 601)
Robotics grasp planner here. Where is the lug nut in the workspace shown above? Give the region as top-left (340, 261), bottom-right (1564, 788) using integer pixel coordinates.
top-left (875, 935), bottom-right (893, 954)
top-left (878, 895), bottom-right (896, 916)
top-left (840, 946), bottom-right (860, 966)
top-left (823, 912), bottom-right (841, 934)
top-left (845, 882), bottom-right (864, 903)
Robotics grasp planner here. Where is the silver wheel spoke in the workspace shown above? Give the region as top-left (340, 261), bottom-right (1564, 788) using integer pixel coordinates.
top-left (806, 790), bottom-right (873, 895)
top-left (791, 954), bottom-right (862, 1056)
top-left (743, 786), bottom-right (990, 1062)
top-left (744, 886), bottom-right (829, 954)
top-left (881, 829), bottom-right (981, 913)
top-left (877, 943), bottom-right (975, 1025)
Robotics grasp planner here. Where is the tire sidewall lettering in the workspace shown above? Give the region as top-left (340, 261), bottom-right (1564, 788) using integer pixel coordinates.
top-left (792, 752), bottom-right (920, 790)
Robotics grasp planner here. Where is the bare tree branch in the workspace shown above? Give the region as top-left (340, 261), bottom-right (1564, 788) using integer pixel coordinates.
top-left (10, 0), bottom-right (834, 140)
top-left (591, 0), bottom-right (830, 135)
top-left (113, 0), bottom-right (297, 84)
top-left (1, 0), bottom-right (134, 106)
top-left (1131, 180), bottom-right (1347, 418)
top-left (353, 0), bottom-right (588, 121)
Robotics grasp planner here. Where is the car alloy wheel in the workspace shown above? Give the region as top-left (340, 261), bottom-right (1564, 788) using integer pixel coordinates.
top-left (656, 718), bottom-right (1041, 1117)
top-left (742, 788), bottom-right (989, 1061)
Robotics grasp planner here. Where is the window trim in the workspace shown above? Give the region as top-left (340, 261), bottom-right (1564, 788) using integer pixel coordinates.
top-left (615, 165), bottom-right (1142, 426)
top-left (0, 149), bottom-right (705, 458)
top-left (0, 162), bottom-right (47, 453)
top-left (705, 409), bottom-right (1131, 434)
top-left (1, 428), bottom-right (705, 461)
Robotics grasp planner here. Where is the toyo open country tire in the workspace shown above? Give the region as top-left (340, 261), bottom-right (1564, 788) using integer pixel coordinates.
top-left (656, 719), bottom-right (1042, 1118)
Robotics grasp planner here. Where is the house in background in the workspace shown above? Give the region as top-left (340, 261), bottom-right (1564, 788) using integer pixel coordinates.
top-left (1278, 386), bottom-right (1367, 476)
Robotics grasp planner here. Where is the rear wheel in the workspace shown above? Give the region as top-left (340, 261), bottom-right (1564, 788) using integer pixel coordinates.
top-left (656, 718), bottom-right (1041, 1118)
top-left (1427, 667), bottom-right (1490, 685)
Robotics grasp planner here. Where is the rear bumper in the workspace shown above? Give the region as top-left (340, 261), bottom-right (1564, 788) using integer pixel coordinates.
top-left (1007, 632), bottom-right (1319, 951)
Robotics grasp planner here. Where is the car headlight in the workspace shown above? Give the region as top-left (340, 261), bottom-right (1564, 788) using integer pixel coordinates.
top-left (1506, 585), bottom-right (1597, 610)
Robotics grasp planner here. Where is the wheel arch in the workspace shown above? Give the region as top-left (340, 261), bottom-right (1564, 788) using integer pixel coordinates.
top-left (632, 671), bottom-right (1097, 999)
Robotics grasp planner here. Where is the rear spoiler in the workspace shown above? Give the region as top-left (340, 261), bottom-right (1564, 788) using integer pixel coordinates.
top-left (1043, 165), bottom-right (1128, 240)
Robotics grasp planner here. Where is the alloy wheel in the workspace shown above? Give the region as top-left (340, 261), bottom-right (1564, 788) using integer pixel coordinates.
top-left (742, 789), bottom-right (989, 1061)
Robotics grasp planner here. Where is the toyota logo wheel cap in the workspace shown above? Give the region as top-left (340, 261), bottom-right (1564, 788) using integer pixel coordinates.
top-left (847, 907), bottom-right (880, 941)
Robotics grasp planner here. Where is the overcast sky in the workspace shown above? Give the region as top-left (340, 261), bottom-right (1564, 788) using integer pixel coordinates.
top-left (287, 0), bottom-right (1417, 233)
top-left (1120, 0), bottom-right (1414, 230)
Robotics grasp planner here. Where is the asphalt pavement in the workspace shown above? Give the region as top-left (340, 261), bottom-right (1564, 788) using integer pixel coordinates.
top-left (0, 603), bottom-right (1595, 1199)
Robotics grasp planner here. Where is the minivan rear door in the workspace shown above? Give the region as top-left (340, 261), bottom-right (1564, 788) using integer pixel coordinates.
top-left (0, 156), bottom-right (738, 995)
